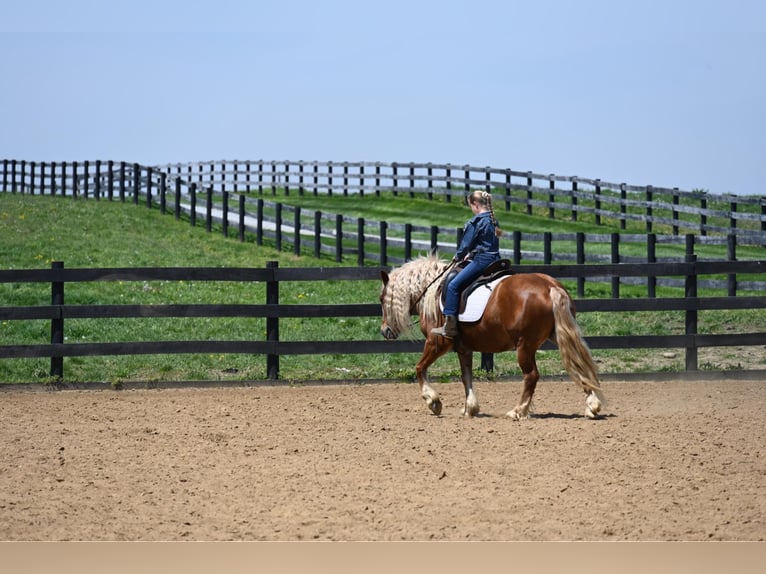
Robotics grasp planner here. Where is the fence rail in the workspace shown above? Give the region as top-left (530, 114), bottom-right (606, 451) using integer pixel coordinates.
top-left (1, 260), bottom-right (765, 382)
top-left (3, 159), bottom-right (766, 240)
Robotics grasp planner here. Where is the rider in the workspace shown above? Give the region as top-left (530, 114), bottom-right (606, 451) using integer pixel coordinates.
top-left (432, 190), bottom-right (502, 338)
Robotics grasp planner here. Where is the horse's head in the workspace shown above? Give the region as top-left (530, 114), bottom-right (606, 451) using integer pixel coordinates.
top-left (379, 269), bottom-right (400, 340)
top-left (379, 254), bottom-right (448, 340)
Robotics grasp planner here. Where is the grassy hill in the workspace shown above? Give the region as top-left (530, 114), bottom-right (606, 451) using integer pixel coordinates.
top-left (1, 192), bottom-right (763, 384)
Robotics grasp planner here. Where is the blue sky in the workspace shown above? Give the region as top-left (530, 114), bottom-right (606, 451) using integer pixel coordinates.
top-left (2, 0), bottom-right (764, 195)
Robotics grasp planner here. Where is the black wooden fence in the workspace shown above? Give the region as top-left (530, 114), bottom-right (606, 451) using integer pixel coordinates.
top-left (1, 260), bottom-right (764, 382)
top-left (3, 158), bottom-right (766, 241)
top-left (2, 160), bottom-right (766, 287)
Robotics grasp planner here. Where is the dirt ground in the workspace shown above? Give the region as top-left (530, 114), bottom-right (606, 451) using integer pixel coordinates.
top-left (0, 377), bottom-right (764, 541)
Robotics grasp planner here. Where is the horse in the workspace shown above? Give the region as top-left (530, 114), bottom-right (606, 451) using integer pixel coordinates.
top-left (379, 252), bottom-right (605, 419)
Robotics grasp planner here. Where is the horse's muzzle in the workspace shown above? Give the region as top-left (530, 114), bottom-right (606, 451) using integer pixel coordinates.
top-left (381, 326), bottom-right (397, 340)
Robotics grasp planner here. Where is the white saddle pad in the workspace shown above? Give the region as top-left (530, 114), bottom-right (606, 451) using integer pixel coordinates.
top-left (439, 275), bottom-right (511, 323)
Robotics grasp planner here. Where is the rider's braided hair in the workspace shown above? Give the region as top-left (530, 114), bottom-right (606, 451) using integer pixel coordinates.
top-left (469, 190), bottom-right (503, 237)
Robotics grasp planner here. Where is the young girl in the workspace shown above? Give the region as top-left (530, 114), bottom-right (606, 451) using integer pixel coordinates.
top-left (432, 190), bottom-right (502, 338)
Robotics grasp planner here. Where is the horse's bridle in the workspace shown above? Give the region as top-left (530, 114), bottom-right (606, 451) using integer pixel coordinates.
top-left (412, 259), bottom-right (457, 309)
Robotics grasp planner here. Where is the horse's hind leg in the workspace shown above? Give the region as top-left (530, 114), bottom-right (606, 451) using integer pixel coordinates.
top-left (415, 338), bottom-right (452, 416)
top-left (506, 345), bottom-right (539, 420)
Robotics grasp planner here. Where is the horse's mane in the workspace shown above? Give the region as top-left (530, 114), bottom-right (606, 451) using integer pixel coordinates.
top-left (383, 252), bottom-right (447, 337)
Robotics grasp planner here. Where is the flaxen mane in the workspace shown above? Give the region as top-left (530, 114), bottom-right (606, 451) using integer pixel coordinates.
top-left (382, 253), bottom-right (446, 337)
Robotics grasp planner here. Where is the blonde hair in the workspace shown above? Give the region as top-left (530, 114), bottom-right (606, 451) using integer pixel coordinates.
top-left (468, 190), bottom-right (502, 237)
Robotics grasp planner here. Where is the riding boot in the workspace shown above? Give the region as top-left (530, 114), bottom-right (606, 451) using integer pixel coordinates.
top-left (431, 315), bottom-right (459, 338)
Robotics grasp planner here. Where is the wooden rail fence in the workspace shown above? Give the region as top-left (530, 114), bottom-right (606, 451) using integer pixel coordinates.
top-left (3, 158), bottom-right (766, 240)
top-left (1, 260), bottom-right (764, 382)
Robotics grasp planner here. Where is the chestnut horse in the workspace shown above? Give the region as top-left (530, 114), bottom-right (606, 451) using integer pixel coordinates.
top-left (379, 253), bottom-right (605, 419)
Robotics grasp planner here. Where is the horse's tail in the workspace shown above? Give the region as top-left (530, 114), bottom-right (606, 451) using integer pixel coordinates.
top-left (549, 286), bottom-right (605, 403)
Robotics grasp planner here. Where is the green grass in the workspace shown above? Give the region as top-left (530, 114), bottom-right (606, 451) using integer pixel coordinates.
top-left (0, 192), bottom-right (764, 385)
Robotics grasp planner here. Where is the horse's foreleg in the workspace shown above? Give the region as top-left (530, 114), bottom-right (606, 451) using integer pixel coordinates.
top-left (457, 349), bottom-right (479, 417)
top-left (415, 338), bottom-right (452, 416)
top-left (507, 345), bottom-right (539, 420)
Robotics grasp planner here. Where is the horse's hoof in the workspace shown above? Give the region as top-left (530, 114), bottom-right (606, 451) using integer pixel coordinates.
top-left (585, 392), bottom-right (602, 419)
top-left (506, 409), bottom-right (522, 421)
top-left (427, 398), bottom-right (443, 416)
top-left (463, 404), bottom-right (480, 417)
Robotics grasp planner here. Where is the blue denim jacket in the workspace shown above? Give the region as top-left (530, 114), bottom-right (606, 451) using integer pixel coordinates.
top-left (455, 211), bottom-right (499, 261)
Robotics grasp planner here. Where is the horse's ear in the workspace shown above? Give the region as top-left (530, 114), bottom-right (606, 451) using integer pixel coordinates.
top-left (380, 270), bottom-right (389, 286)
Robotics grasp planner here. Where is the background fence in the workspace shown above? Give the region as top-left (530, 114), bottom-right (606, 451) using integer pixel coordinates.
top-left (1, 260), bottom-right (765, 382)
top-left (3, 158), bottom-right (766, 241)
top-left (2, 159), bottom-right (766, 286)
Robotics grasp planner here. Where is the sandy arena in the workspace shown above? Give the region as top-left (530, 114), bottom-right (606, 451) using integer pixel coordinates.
top-left (0, 377), bottom-right (764, 541)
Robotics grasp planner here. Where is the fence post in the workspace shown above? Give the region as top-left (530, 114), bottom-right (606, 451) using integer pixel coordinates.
top-left (611, 233), bottom-right (620, 298)
top-left (294, 207), bottom-right (302, 256)
top-left (190, 183), bottom-right (197, 227)
top-left (512, 230), bottom-right (521, 265)
top-left (543, 231), bottom-right (552, 264)
top-left (594, 179), bottom-right (601, 225)
top-left (11, 159), bottom-right (17, 193)
top-left (684, 234), bottom-right (698, 371)
top-left (645, 185), bottom-right (653, 233)
top-left (379, 220), bottom-right (388, 267)
top-left (222, 191), bottom-right (229, 237)
top-left (132, 162), bottom-right (140, 204)
top-left (94, 160), bottom-right (101, 200)
top-left (672, 188), bottom-right (679, 235)
top-left (571, 177), bottom-right (578, 222)
top-left (174, 178), bottom-right (182, 220)
top-left (576, 232), bottom-right (585, 297)
top-left (357, 217), bottom-right (365, 266)
top-left (266, 261), bottom-right (280, 380)
top-left (619, 183), bottom-right (627, 230)
top-left (727, 234), bottom-right (737, 296)
top-left (314, 211), bottom-right (322, 258)
top-left (50, 261), bottom-right (64, 380)
top-left (107, 160), bottom-right (114, 200)
top-left (335, 213), bottom-right (343, 262)
top-left (1, 159), bottom-right (7, 191)
top-left (430, 225), bottom-right (439, 252)
top-left (61, 162), bottom-right (67, 196)
top-left (256, 198), bottom-right (264, 245)
top-left (392, 163), bottom-right (398, 197)
top-left (119, 161), bottom-right (126, 201)
top-left (343, 162), bottom-right (349, 196)
top-left (159, 172), bottom-right (167, 214)
top-left (51, 162), bottom-right (57, 196)
top-left (83, 160), bottom-right (90, 199)
top-left (40, 162), bottom-right (46, 195)
top-left (647, 233), bottom-right (657, 298)
top-left (548, 175), bottom-right (555, 219)
top-left (29, 161), bottom-right (36, 195)
top-left (275, 203), bottom-right (283, 251)
top-left (72, 161), bottom-right (79, 198)
top-left (504, 169), bottom-right (511, 212)
top-left (146, 166), bottom-right (153, 209)
top-left (239, 194), bottom-right (246, 242)
top-left (205, 186), bottom-right (213, 232)
top-left (404, 223), bottom-right (413, 261)
top-left (427, 164), bottom-right (433, 201)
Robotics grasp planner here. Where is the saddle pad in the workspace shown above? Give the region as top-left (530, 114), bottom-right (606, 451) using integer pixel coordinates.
top-left (439, 275), bottom-right (511, 323)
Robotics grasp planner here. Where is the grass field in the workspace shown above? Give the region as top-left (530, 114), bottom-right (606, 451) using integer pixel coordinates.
top-left (1, 191), bottom-right (764, 384)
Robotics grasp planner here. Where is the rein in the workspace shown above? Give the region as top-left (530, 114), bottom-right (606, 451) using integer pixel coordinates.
top-left (412, 260), bottom-right (456, 308)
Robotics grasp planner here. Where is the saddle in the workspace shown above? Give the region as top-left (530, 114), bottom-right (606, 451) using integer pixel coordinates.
top-left (438, 259), bottom-right (513, 315)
